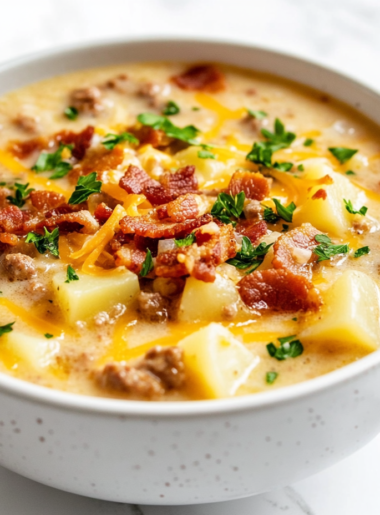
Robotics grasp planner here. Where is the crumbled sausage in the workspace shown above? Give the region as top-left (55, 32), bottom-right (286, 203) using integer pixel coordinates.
top-left (243, 199), bottom-right (263, 220)
top-left (137, 291), bottom-right (169, 322)
top-left (69, 87), bottom-right (103, 116)
top-left (139, 346), bottom-right (185, 389)
top-left (4, 253), bottom-right (36, 281)
top-left (13, 113), bottom-right (40, 135)
top-left (96, 363), bottom-right (164, 397)
top-left (137, 82), bottom-right (170, 108)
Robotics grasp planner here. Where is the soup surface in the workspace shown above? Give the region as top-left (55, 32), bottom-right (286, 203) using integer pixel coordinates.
top-left (0, 62), bottom-right (379, 401)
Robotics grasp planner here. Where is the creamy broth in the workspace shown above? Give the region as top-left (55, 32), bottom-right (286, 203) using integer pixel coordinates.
top-left (0, 62), bottom-right (379, 400)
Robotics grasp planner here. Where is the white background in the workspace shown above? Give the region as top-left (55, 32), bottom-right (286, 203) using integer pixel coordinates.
top-left (1, 0), bottom-right (380, 513)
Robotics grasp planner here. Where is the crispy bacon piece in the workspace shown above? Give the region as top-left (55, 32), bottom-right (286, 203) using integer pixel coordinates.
top-left (72, 146), bottom-right (124, 181)
top-left (114, 244), bottom-right (147, 274)
top-left (272, 223), bottom-right (320, 278)
top-left (227, 170), bottom-right (271, 201)
top-left (134, 235), bottom-right (159, 255)
top-left (119, 213), bottom-right (212, 240)
top-left (128, 125), bottom-right (169, 148)
top-left (172, 64), bottom-right (225, 92)
top-left (109, 231), bottom-right (134, 253)
top-left (312, 188), bottom-right (327, 200)
top-left (238, 268), bottom-right (321, 312)
top-left (0, 233), bottom-right (18, 246)
top-left (44, 202), bottom-right (87, 218)
top-left (8, 137), bottom-right (47, 159)
top-left (156, 194), bottom-right (200, 222)
top-left (30, 190), bottom-right (65, 211)
top-left (94, 203), bottom-right (113, 225)
top-left (0, 206), bottom-right (31, 234)
top-left (36, 210), bottom-right (99, 235)
top-left (119, 165), bottom-right (198, 206)
top-left (56, 125), bottom-right (94, 160)
top-left (235, 219), bottom-right (267, 245)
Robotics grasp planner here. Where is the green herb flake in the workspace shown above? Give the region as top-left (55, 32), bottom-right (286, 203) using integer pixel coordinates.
top-left (102, 132), bottom-right (139, 150)
top-left (266, 336), bottom-right (304, 361)
top-left (0, 322), bottom-right (15, 337)
top-left (227, 236), bottom-right (274, 274)
top-left (192, 106), bottom-right (200, 111)
top-left (137, 113), bottom-right (200, 145)
top-left (65, 264), bottom-right (79, 283)
top-left (303, 138), bottom-right (314, 147)
top-left (68, 172), bottom-right (102, 205)
top-left (6, 182), bottom-right (34, 208)
top-left (266, 371), bottom-right (278, 384)
top-left (354, 246), bottom-right (370, 258)
top-left (140, 249), bottom-right (154, 277)
top-left (247, 109), bottom-right (267, 120)
top-left (345, 170), bottom-right (356, 176)
top-left (198, 149), bottom-right (216, 159)
top-left (273, 162), bottom-right (293, 172)
top-left (44, 333), bottom-right (54, 339)
top-left (26, 227), bottom-right (60, 257)
top-left (175, 233), bottom-right (196, 247)
top-left (343, 199), bottom-right (368, 216)
top-left (272, 199), bottom-right (296, 223)
top-left (32, 144), bottom-right (73, 179)
top-left (162, 100), bottom-right (180, 116)
top-left (64, 106), bottom-right (79, 120)
top-left (328, 147), bottom-right (358, 164)
top-left (211, 192), bottom-right (245, 226)
top-left (263, 206), bottom-right (280, 224)
top-left (297, 164), bottom-right (305, 171)
top-left (292, 317), bottom-right (298, 321)
top-left (282, 224), bottom-right (289, 232)
top-left (314, 233), bottom-right (349, 262)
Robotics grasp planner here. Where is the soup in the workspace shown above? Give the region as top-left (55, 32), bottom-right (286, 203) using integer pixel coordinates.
top-left (0, 62), bottom-right (379, 401)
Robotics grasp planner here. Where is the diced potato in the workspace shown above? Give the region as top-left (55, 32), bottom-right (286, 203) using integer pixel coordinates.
top-left (179, 323), bottom-right (258, 399)
top-left (53, 268), bottom-right (140, 325)
top-left (178, 274), bottom-right (239, 322)
top-left (175, 146), bottom-right (227, 185)
top-left (300, 270), bottom-right (380, 352)
top-left (4, 332), bottom-right (59, 369)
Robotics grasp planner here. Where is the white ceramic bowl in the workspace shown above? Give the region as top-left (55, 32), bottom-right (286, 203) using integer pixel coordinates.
top-left (1, 38), bottom-right (380, 506)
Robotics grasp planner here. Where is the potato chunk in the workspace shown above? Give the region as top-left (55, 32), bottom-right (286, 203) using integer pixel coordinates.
top-left (300, 270), bottom-right (380, 352)
top-left (179, 323), bottom-right (258, 399)
top-left (53, 268), bottom-right (140, 325)
top-left (175, 146), bottom-right (226, 185)
top-left (178, 274), bottom-right (239, 322)
top-left (4, 332), bottom-right (59, 369)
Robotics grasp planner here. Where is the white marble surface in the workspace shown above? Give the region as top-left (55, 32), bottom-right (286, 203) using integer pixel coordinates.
top-left (1, 0), bottom-right (380, 513)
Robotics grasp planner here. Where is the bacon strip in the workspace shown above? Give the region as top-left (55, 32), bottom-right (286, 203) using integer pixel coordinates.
top-left (156, 194), bottom-right (200, 222)
top-left (36, 210), bottom-right (99, 234)
top-left (30, 190), bottom-right (66, 211)
top-left (119, 213), bottom-right (212, 239)
top-left (227, 170), bottom-right (271, 201)
top-left (235, 219), bottom-right (267, 244)
top-left (0, 206), bottom-right (31, 234)
top-left (172, 64), bottom-right (225, 92)
top-left (56, 126), bottom-right (94, 160)
top-left (114, 244), bottom-right (147, 274)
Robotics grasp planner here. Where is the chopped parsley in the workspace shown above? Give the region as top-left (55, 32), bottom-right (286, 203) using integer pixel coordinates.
top-left (32, 144), bottom-right (73, 180)
top-left (137, 113), bottom-right (200, 145)
top-left (266, 371), bottom-right (278, 384)
top-left (26, 227), bottom-right (60, 257)
top-left (354, 246), bottom-right (370, 258)
top-left (297, 164), bottom-right (305, 171)
top-left (64, 106), bottom-right (79, 120)
top-left (140, 249), bottom-right (154, 277)
top-left (314, 233), bottom-right (349, 262)
top-left (211, 192), bottom-right (245, 226)
top-left (44, 333), bottom-right (54, 339)
top-left (227, 236), bottom-right (273, 274)
top-left (263, 199), bottom-right (296, 224)
top-left (102, 132), bottom-right (139, 150)
top-left (267, 335), bottom-right (304, 360)
top-left (282, 224), bottom-right (289, 232)
top-left (175, 233), bottom-right (196, 247)
top-left (343, 199), bottom-right (368, 216)
top-left (328, 147), bottom-right (358, 164)
top-left (261, 118), bottom-right (296, 147)
top-left (0, 322), bottom-right (15, 337)
top-left (192, 106), bottom-right (200, 111)
top-left (6, 182), bottom-right (34, 208)
top-left (162, 100), bottom-right (180, 116)
top-left (345, 170), bottom-right (356, 176)
top-left (65, 264), bottom-right (79, 283)
top-left (247, 109), bottom-right (267, 120)
top-left (273, 162), bottom-right (293, 172)
top-left (263, 206), bottom-right (280, 224)
top-left (198, 149), bottom-right (216, 159)
top-left (303, 138), bottom-right (314, 147)
top-left (68, 172), bottom-right (102, 205)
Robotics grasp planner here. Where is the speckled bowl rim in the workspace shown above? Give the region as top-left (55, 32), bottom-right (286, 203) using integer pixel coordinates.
top-left (0, 36), bottom-right (379, 417)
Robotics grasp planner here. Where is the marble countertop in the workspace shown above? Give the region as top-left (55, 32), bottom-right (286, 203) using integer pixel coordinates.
top-left (1, 0), bottom-right (380, 513)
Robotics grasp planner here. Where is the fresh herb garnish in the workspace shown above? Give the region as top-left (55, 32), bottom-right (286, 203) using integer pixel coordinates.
top-left (44, 333), bottom-right (54, 339)
top-left (264, 199), bottom-right (296, 223)
top-left (303, 138), bottom-right (314, 147)
top-left (68, 172), bottom-right (102, 205)
top-left (246, 141), bottom-right (273, 168)
top-left (343, 199), bottom-right (368, 216)
top-left (261, 118), bottom-right (296, 147)
top-left (140, 249), bottom-right (154, 277)
top-left (314, 233), bottom-right (349, 262)
top-left (198, 149), bottom-right (216, 159)
top-left (354, 246), bottom-right (370, 258)
top-left (137, 113), bottom-right (200, 145)
top-left (345, 170), bottom-right (356, 176)
top-left (227, 236), bottom-right (273, 274)
top-left (102, 132), bottom-right (139, 150)
top-left (211, 192), bottom-right (245, 226)
top-left (162, 100), bottom-right (180, 116)
top-left (247, 109), bottom-right (267, 120)
top-left (0, 322), bottom-right (15, 337)
top-left (32, 144), bottom-right (73, 180)
top-left (263, 206), bottom-right (280, 224)
top-left (282, 224), bottom-right (289, 232)
top-left (328, 147), bottom-right (358, 164)
top-left (267, 335), bottom-right (304, 361)
top-left (6, 182), bottom-right (34, 207)
top-left (266, 371), bottom-right (278, 384)
top-left (297, 164), bottom-right (305, 171)
top-left (192, 106), bottom-right (200, 111)
top-left (175, 233), bottom-right (196, 247)
top-left (26, 227), bottom-right (60, 257)
top-left (64, 106), bottom-right (79, 120)
top-left (65, 264), bottom-right (79, 283)
top-left (273, 162), bottom-right (293, 172)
